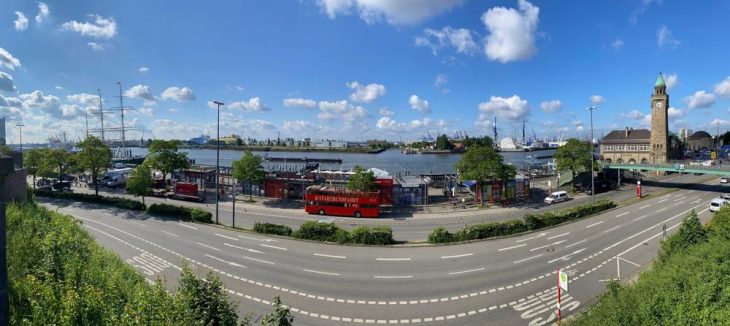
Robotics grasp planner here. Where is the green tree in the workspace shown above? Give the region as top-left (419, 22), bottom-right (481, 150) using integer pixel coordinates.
top-left (346, 165), bottom-right (376, 192)
top-left (45, 148), bottom-right (74, 180)
top-left (126, 164), bottom-right (153, 205)
top-left (23, 148), bottom-right (49, 190)
top-left (145, 139), bottom-right (190, 185)
top-left (455, 145), bottom-right (516, 185)
top-left (77, 136), bottom-right (112, 196)
top-left (463, 135), bottom-right (494, 149)
top-left (554, 138), bottom-right (592, 189)
top-left (435, 134), bottom-right (453, 150)
top-left (261, 296), bottom-right (294, 326)
top-left (231, 150), bottom-right (265, 201)
top-left (175, 265), bottom-right (239, 326)
top-left (660, 210), bottom-right (707, 261)
top-left (0, 144), bottom-right (12, 155)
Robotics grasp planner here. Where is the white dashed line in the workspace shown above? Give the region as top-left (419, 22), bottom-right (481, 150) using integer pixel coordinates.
top-left (177, 223), bottom-right (198, 230)
top-left (303, 269), bottom-right (340, 276)
top-left (513, 254), bottom-right (544, 264)
top-left (440, 253), bottom-right (473, 259)
top-left (658, 198), bottom-right (668, 203)
top-left (242, 256), bottom-right (274, 265)
top-left (498, 243), bottom-right (526, 251)
top-left (586, 221), bottom-right (604, 228)
top-left (547, 232), bottom-right (569, 240)
top-left (565, 239), bottom-right (588, 249)
top-left (260, 244), bottom-right (287, 251)
top-left (448, 267), bottom-right (485, 275)
top-left (196, 242), bottom-right (221, 251)
top-left (615, 212), bottom-right (629, 217)
top-left (376, 257), bottom-right (411, 261)
top-left (603, 225), bottom-right (621, 233)
top-left (632, 215), bottom-right (648, 222)
top-left (656, 208), bottom-right (667, 212)
top-left (314, 253), bottom-right (347, 259)
top-left (130, 221), bottom-right (145, 227)
top-left (160, 230), bottom-right (179, 237)
top-left (639, 204), bottom-right (651, 209)
top-left (374, 275), bottom-right (413, 279)
top-left (215, 233), bottom-right (238, 241)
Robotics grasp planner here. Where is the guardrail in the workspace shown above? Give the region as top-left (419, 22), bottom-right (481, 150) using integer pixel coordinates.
top-left (605, 162), bottom-right (730, 176)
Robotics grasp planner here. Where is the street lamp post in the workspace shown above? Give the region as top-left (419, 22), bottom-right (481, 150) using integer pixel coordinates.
top-left (16, 123), bottom-right (24, 152)
top-left (587, 106), bottom-right (597, 202)
top-left (213, 101), bottom-right (224, 225)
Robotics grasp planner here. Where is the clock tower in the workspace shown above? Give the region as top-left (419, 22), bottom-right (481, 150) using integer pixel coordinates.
top-left (650, 73), bottom-right (669, 163)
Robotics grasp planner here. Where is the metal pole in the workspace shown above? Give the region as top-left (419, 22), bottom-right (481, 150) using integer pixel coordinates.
top-left (587, 106), bottom-right (597, 202)
top-left (213, 101), bottom-right (224, 225)
top-left (232, 193), bottom-right (236, 229)
top-left (16, 124), bottom-right (24, 152)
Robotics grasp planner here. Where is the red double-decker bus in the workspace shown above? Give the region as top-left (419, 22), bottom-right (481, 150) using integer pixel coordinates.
top-left (304, 186), bottom-right (380, 218)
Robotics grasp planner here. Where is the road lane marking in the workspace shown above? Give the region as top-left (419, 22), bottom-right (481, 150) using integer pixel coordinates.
top-left (374, 275), bottom-right (413, 279)
top-left (513, 254), bottom-right (544, 264)
top-left (130, 221), bottom-right (145, 227)
top-left (639, 204), bottom-right (651, 209)
top-left (448, 268), bottom-right (485, 275)
top-left (239, 235), bottom-right (277, 242)
top-left (658, 198), bottom-right (668, 203)
top-left (161, 230), bottom-right (179, 237)
top-left (196, 242), bottom-right (221, 251)
top-left (547, 232), bottom-right (569, 240)
top-left (441, 253), bottom-right (474, 259)
top-left (215, 233), bottom-right (238, 241)
top-left (529, 240), bottom-right (567, 252)
top-left (586, 221), bottom-right (604, 228)
top-left (547, 248), bottom-right (586, 263)
top-left (260, 244), bottom-right (287, 251)
top-left (177, 223), bottom-right (198, 230)
top-left (242, 256), bottom-right (274, 265)
top-left (224, 243), bottom-right (265, 254)
top-left (615, 212), bottom-right (629, 217)
top-left (656, 207), bottom-right (667, 212)
top-left (498, 243), bottom-right (527, 251)
top-left (632, 215), bottom-right (648, 222)
top-left (376, 257), bottom-right (411, 261)
top-left (515, 232), bottom-right (548, 243)
top-left (603, 225), bottom-right (621, 233)
top-left (303, 269), bottom-right (340, 276)
top-left (205, 253), bottom-right (227, 263)
top-left (314, 253), bottom-right (347, 259)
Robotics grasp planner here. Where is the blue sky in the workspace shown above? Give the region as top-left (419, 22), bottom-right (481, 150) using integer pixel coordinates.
top-left (1, 0), bottom-right (729, 144)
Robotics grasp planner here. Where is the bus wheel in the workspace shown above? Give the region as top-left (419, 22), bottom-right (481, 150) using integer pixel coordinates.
top-left (319, 209), bottom-right (325, 215)
top-left (354, 211), bottom-right (361, 218)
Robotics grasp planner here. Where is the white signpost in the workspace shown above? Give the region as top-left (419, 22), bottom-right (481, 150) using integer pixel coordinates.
top-left (557, 268), bottom-right (569, 323)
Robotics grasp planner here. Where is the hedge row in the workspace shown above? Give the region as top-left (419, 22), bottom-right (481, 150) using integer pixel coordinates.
top-left (147, 203), bottom-right (213, 223)
top-left (429, 199), bottom-right (616, 243)
top-left (34, 189), bottom-right (146, 211)
top-left (254, 221), bottom-right (395, 245)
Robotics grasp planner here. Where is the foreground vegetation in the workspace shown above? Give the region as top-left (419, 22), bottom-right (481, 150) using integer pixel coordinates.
top-left (429, 199), bottom-right (616, 243)
top-left (7, 203), bottom-right (292, 325)
top-left (571, 207), bottom-right (730, 325)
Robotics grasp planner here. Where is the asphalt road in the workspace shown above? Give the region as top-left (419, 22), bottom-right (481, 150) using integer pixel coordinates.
top-left (41, 177), bottom-right (729, 325)
top-left (58, 173), bottom-right (717, 241)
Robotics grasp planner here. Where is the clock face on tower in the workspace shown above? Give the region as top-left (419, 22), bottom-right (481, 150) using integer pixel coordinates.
top-left (655, 101), bottom-right (663, 108)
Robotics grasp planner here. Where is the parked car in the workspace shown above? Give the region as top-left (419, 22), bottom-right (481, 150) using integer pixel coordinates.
top-left (544, 191), bottom-right (568, 205)
top-left (52, 180), bottom-right (71, 191)
top-left (722, 194), bottom-right (730, 201)
top-left (710, 198), bottom-right (729, 213)
top-left (721, 176), bottom-right (729, 184)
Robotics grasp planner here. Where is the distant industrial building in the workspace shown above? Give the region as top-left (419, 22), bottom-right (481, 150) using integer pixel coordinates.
top-left (187, 134), bottom-right (210, 145)
top-left (0, 117), bottom-right (5, 145)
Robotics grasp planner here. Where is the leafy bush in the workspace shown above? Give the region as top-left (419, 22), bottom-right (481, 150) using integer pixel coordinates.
top-left (570, 209), bottom-right (730, 325)
top-left (455, 220), bottom-right (527, 241)
top-left (294, 221), bottom-right (342, 242)
top-left (350, 225), bottom-right (394, 245)
top-left (147, 203), bottom-right (213, 223)
top-left (254, 222), bottom-right (293, 236)
top-left (6, 203), bottom-right (246, 325)
top-left (428, 227), bottom-right (454, 244)
top-left (659, 210), bottom-right (707, 262)
top-left (524, 199), bottom-right (615, 230)
top-left (34, 189), bottom-right (146, 211)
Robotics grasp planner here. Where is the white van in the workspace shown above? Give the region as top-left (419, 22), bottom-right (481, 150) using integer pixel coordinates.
top-left (102, 168), bottom-right (134, 187)
top-left (710, 198), bottom-right (729, 213)
top-left (544, 191), bottom-right (568, 205)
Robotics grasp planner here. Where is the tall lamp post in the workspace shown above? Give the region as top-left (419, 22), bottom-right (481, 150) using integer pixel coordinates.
top-left (587, 106), bottom-right (597, 202)
top-left (16, 123), bottom-right (24, 152)
top-left (213, 101), bottom-right (224, 225)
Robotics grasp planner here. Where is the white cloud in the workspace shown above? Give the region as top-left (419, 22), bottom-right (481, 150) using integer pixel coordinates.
top-left (474, 113), bottom-right (493, 131)
top-left (481, 0), bottom-right (540, 63)
top-left (590, 95), bottom-right (604, 106)
top-left (346, 81), bottom-right (387, 103)
top-left (710, 118), bottom-right (730, 127)
top-left (67, 93), bottom-right (98, 106)
top-left (14, 12), bottom-right (28, 31)
top-left (0, 72), bottom-right (17, 93)
top-left (19, 90), bottom-right (60, 111)
top-left (138, 107), bottom-right (154, 117)
top-left (169, 108), bottom-right (178, 113)
top-left (35, 2), bottom-right (49, 23)
top-left (124, 84), bottom-right (156, 102)
top-left (434, 74), bottom-right (448, 87)
top-left (229, 97), bottom-right (271, 112)
top-left (55, 86), bottom-right (63, 91)
top-left (657, 25), bottom-right (679, 49)
top-left (283, 98), bottom-right (316, 109)
top-left (375, 116), bottom-right (404, 131)
top-left (665, 73), bottom-right (678, 90)
top-left (282, 120), bottom-right (320, 134)
top-left (138, 67), bottom-right (149, 74)
top-left (316, 0), bottom-right (463, 25)
top-left (0, 47), bottom-right (21, 70)
top-left (713, 76), bottom-right (730, 97)
top-left (478, 95), bottom-right (531, 121)
top-left (0, 94), bottom-right (23, 108)
top-left (58, 104), bottom-right (83, 120)
top-left (87, 42), bottom-right (108, 52)
top-left (611, 38), bottom-right (624, 49)
top-left (160, 87), bottom-right (195, 102)
top-left (641, 113), bottom-right (652, 128)
top-left (317, 100), bottom-right (367, 122)
top-left (684, 90), bottom-right (715, 109)
top-left (630, 0), bottom-right (662, 24)
top-left (150, 119), bottom-right (204, 140)
top-left (379, 107), bottom-right (394, 117)
top-left (667, 107), bottom-right (683, 120)
top-left (409, 95), bottom-right (430, 114)
top-left (539, 100), bottom-right (563, 112)
top-left (62, 15), bottom-right (117, 39)
top-left (415, 27), bottom-right (478, 55)
top-left (621, 110), bottom-right (645, 120)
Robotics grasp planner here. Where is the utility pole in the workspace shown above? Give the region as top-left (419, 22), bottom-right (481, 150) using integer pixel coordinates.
top-left (213, 101), bottom-right (224, 225)
top-left (15, 123), bottom-right (24, 152)
top-left (587, 106), bottom-right (598, 202)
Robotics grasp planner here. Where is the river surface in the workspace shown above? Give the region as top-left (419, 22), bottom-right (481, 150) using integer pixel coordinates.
top-left (129, 147), bottom-right (554, 176)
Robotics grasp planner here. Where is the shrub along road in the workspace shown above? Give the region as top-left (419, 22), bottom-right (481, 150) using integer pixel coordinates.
top-left (39, 177), bottom-right (728, 325)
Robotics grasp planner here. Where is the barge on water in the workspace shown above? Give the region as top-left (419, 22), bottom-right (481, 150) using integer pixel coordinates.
top-left (263, 156), bottom-right (343, 164)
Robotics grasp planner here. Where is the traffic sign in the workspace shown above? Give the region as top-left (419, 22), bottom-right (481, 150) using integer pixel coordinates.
top-left (559, 269), bottom-right (569, 291)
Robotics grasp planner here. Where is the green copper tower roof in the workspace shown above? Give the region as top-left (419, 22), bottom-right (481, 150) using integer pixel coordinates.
top-left (655, 73), bottom-right (666, 87)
